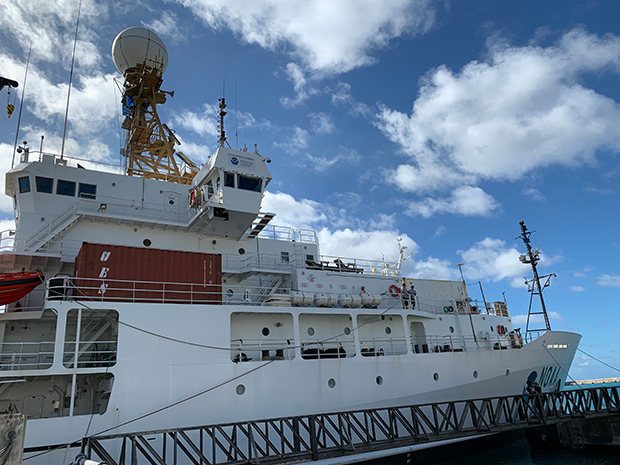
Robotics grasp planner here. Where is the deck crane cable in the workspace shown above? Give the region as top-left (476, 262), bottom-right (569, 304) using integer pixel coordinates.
top-left (543, 345), bottom-right (584, 390)
top-left (577, 348), bottom-right (620, 375)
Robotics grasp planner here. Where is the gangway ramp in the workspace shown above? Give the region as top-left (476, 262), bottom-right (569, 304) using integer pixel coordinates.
top-left (64, 386), bottom-right (620, 465)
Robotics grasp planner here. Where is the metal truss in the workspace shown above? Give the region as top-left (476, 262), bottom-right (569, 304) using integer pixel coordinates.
top-left (79, 386), bottom-right (619, 465)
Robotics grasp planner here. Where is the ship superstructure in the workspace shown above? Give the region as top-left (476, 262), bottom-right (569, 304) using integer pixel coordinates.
top-left (0, 27), bottom-right (580, 461)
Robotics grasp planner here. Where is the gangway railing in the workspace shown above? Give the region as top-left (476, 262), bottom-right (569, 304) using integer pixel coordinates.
top-left (75, 385), bottom-right (620, 465)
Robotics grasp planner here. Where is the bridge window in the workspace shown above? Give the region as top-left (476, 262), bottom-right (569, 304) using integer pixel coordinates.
top-left (78, 183), bottom-right (97, 199)
top-left (281, 252), bottom-right (289, 263)
top-left (224, 172), bottom-right (235, 188)
top-left (18, 176), bottom-right (30, 193)
top-left (237, 175), bottom-right (262, 192)
top-left (57, 180), bottom-right (76, 197)
top-left (35, 176), bottom-right (53, 193)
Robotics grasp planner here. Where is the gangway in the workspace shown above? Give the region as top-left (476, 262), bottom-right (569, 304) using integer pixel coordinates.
top-left (55, 385), bottom-right (620, 465)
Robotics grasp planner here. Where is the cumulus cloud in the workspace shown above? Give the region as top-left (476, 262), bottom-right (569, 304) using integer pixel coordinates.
top-left (142, 11), bottom-right (186, 44)
top-left (308, 112), bottom-right (335, 134)
top-left (522, 188), bottom-right (545, 201)
top-left (457, 238), bottom-right (529, 284)
top-left (596, 274), bottom-right (620, 287)
top-left (177, 0), bottom-right (436, 75)
top-left (273, 126), bottom-right (310, 153)
top-left (405, 186), bottom-right (499, 218)
top-left (377, 28), bottom-right (620, 196)
top-left (0, 0), bottom-right (105, 68)
top-left (302, 147), bottom-right (360, 173)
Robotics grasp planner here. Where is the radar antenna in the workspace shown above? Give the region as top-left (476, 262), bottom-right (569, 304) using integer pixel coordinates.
top-left (112, 27), bottom-right (199, 185)
top-left (517, 221), bottom-right (554, 336)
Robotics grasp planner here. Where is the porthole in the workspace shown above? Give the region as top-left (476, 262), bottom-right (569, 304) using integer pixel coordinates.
top-left (328, 378), bottom-right (336, 388)
top-left (449, 326), bottom-right (454, 333)
top-left (143, 238), bottom-right (152, 247)
top-left (238, 248), bottom-right (245, 255)
top-left (473, 371), bottom-right (479, 379)
top-left (433, 373), bottom-right (439, 381)
top-left (506, 369), bottom-right (510, 377)
top-left (262, 327), bottom-right (270, 336)
top-left (490, 326), bottom-right (494, 332)
top-left (343, 327), bottom-right (351, 335)
top-left (226, 289), bottom-right (234, 297)
top-left (376, 376), bottom-right (383, 385)
top-left (385, 327), bottom-right (392, 335)
top-left (236, 384), bottom-right (245, 395)
top-left (307, 327), bottom-right (315, 336)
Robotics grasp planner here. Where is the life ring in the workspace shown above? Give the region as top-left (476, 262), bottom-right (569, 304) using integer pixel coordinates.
top-left (190, 189), bottom-right (197, 205)
top-left (389, 285), bottom-right (400, 297)
top-left (497, 325), bottom-right (504, 335)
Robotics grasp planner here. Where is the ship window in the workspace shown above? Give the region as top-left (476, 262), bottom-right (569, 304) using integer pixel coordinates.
top-left (35, 176), bottom-right (53, 193)
top-left (18, 176), bottom-right (30, 193)
top-left (306, 254), bottom-right (314, 261)
top-left (281, 252), bottom-right (289, 263)
top-left (224, 172), bottom-right (235, 188)
top-left (78, 183), bottom-right (96, 199)
top-left (237, 175), bottom-right (262, 192)
top-left (56, 179), bottom-right (76, 197)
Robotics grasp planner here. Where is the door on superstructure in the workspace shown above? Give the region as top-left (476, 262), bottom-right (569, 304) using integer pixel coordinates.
top-left (410, 322), bottom-right (428, 354)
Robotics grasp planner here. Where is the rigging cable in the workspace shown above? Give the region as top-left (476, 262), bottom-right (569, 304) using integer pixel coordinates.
top-left (11, 42), bottom-right (32, 169)
top-left (577, 348), bottom-right (620, 375)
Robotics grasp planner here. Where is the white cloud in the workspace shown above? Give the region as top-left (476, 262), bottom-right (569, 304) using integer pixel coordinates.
top-left (0, 0), bottom-right (105, 68)
top-left (308, 112), bottom-right (335, 134)
top-left (142, 11), bottom-right (185, 44)
top-left (457, 237), bottom-right (530, 284)
top-left (273, 126), bottom-right (309, 153)
top-left (171, 104), bottom-right (219, 137)
top-left (522, 188), bottom-right (545, 201)
top-left (177, 0), bottom-right (436, 75)
top-left (330, 82), bottom-right (371, 117)
top-left (596, 274), bottom-right (620, 287)
top-left (405, 186), bottom-right (499, 218)
top-left (377, 28), bottom-right (620, 195)
top-left (261, 191), bottom-right (327, 230)
top-left (302, 147), bottom-right (360, 173)
top-left (583, 185), bottom-right (617, 195)
top-left (570, 286), bottom-right (585, 292)
top-left (432, 225), bottom-right (446, 238)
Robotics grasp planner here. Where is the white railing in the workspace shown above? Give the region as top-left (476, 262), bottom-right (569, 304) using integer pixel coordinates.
top-left (359, 337), bottom-right (408, 356)
top-left (300, 338), bottom-right (356, 359)
top-left (221, 252), bottom-right (296, 274)
top-left (0, 341), bottom-right (54, 370)
top-left (411, 333), bottom-right (523, 354)
top-left (62, 340), bottom-right (117, 368)
top-left (256, 225), bottom-right (318, 244)
top-left (23, 202), bottom-right (79, 251)
top-left (230, 338), bottom-right (296, 362)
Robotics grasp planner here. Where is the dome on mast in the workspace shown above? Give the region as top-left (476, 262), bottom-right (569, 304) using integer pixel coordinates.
top-left (112, 27), bottom-right (168, 75)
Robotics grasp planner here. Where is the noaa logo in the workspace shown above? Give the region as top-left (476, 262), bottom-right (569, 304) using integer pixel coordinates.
top-left (230, 157), bottom-right (239, 165)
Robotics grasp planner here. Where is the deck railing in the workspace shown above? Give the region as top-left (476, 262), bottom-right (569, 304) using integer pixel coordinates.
top-left (0, 341), bottom-right (54, 370)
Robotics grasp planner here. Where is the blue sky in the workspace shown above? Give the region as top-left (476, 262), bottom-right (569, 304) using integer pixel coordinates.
top-left (1, 0), bottom-right (619, 381)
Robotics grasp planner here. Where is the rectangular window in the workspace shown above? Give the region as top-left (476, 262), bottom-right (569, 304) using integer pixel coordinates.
top-left (237, 175), bottom-right (262, 192)
top-left (78, 183), bottom-right (96, 199)
top-left (306, 254), bottom-right (314, 261)
top-left (35, 176), bottom-right (53, 193)
top-left (224, 172), bottom-right (235, 188)
top-left (281, 252), bottom-right (290, 263)
top-left (18, 176), bottom-right (31, 193)
top-left (56, 180), bottom-right (76, 197)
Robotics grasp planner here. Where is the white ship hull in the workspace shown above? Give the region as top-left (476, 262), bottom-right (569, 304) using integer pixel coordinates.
top-left (10, 300), bottom-right (579, 451)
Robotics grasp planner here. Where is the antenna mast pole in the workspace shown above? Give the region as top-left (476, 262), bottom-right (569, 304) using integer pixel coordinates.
top-left (518, 221), bottom-right (552, 332)
top-left (218, 82), bottom-right (228, 147)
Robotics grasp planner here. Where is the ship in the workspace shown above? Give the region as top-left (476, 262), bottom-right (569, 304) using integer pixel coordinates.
top-left (0, 27), bottom-right (580, 463)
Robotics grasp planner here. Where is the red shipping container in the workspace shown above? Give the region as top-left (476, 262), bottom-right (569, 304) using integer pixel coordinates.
top-left (74, 243), bottom-right (222, 304)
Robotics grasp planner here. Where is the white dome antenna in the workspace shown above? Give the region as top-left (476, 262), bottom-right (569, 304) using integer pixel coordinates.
top-left (112, 27), bottom-right (168, 75)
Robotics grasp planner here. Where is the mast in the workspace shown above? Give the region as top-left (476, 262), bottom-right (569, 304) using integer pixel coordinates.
top-left (518, 221), bottom-right (554, 334)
